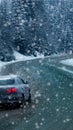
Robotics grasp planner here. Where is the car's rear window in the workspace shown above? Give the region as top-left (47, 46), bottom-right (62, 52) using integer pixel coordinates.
top-left (0, 79), bottom-right (15, 85)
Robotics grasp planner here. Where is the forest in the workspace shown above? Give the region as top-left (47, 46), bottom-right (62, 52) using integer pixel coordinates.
top-left (0, 0), bottom-right (73, 61)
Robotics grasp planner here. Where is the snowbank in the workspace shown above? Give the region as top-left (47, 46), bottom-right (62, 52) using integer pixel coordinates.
top-left (60, 58), bottom-right (73, 66)
top-left (14, 51), bottom-right (44, 61)
top-left (0, 51), bottom-right (45, 72)
top-left (59, 58), bottom-right (73, 74)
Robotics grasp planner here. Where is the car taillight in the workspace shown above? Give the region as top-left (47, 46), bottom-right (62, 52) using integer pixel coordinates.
top-left (11, 88), bottom-right (17, 93)
top-left (6, 88), bottom-right (17, 94)
top-left (6, 88), bottom-right (11, 94)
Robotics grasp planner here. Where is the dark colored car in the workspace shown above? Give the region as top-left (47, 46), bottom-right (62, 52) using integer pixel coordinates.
top-left (0, 75), bottom-right (31, 107)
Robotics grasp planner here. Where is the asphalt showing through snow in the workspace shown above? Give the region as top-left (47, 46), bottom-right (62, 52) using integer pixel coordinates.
top-left (0, 58), bottom-right (73, 130)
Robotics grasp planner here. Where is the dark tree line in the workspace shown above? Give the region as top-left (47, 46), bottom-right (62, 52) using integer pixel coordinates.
top-left (0, 0), bottom-right (73, 61)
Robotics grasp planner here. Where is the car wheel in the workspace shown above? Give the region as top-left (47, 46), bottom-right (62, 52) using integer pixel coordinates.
top-left (20, 94), bottom-right (25, 108)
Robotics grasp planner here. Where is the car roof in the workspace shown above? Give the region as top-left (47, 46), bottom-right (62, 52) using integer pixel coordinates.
top-left (0, 74), bottom-right (18, 80)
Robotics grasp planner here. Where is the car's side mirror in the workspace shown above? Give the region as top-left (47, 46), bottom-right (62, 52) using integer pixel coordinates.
top-left (21, 78), bottom-right (29, 84)
top-left (24, 80), bottom-right (29, 84)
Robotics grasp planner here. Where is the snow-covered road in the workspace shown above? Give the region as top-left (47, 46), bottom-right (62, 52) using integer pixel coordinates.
top-left (0, 55), bottom-right (73, 130)
top-left (0, 51), bottom-right (73, 76)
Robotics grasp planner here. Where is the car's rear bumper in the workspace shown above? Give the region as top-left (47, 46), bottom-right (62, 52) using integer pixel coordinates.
top-left (0, 96), bottom-right (23, 106)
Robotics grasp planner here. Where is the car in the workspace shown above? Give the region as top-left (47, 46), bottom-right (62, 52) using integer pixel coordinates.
top-left (0, 75), bottom-right (31, 107)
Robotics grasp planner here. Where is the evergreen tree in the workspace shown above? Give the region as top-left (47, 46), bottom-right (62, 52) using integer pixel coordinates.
top-left (11, 0), bottom-right (49, 55)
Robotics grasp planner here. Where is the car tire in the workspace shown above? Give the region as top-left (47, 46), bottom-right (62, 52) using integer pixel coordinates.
top-left (20, 94), bottom-right (25, 108)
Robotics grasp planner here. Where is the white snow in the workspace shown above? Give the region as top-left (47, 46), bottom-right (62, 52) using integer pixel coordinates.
top-left (35, 51), bottom-right (45, 58)
top-left (0, 74), bottom-right (17, 80)
top-left (60, 58), bottom-right (73, 66)
top-left (14, 51), bottom-right (45, 61)
top-left (14, 51), bottom-right (29, 60)
top-left (59, 58), bottom-right (73, 74)
top-left (0, 51), bottom-right (45, 73)
top-left (0, 61), bottom-right (7, 72)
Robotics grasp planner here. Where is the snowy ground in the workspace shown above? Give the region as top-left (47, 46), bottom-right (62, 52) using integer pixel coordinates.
top-left (58, 58), bottom-right (73, 74)
top-left (14, 51), bottom-right (45, 61)
top-left (60, 58), bottom-right (73, 66)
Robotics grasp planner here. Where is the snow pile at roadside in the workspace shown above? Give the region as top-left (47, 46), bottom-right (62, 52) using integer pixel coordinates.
top-left (35, 51), bottom-right (45, 58)
top-left (60, 58), bottom-right (73, 66)
top-left (14, 51), bottom-right (34, 61)
top-left (14, 51), bottom-right (66, 61)
top-left (0, 51), bottom-right (44, 71)
top-left (13, 51), bottom-right (44, 61)
top-left (59, 58), bottom-right (73, 74)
